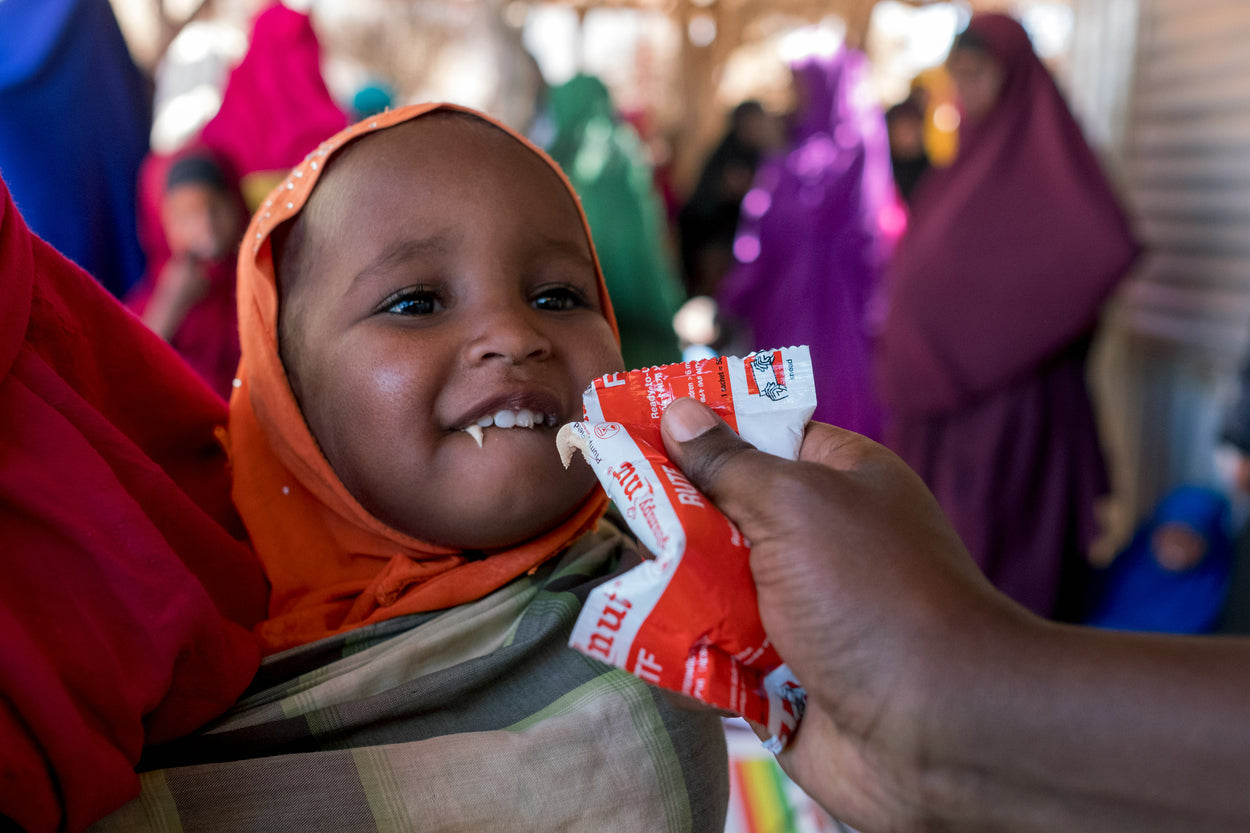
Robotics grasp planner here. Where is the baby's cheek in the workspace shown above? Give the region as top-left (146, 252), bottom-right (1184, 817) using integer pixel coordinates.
top-left (578, 326), bottom-right (626, 379)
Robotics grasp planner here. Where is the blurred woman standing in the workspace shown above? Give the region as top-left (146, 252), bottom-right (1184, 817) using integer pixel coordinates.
top-left (717, 47), bottom-right (897, 437)
top-left (874, 13), bottom-right (1139, 619)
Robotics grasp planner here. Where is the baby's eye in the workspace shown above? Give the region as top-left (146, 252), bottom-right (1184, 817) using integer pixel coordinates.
top-left (532, 283), bottom-right (591, 312)
top-left (381, 287), bottom-right (440, 316)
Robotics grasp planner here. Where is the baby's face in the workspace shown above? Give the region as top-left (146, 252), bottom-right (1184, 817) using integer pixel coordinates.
top-left (1151, 522), bottom-right (1207, 572)
top-left (282, 116), bottom-right (624, 548)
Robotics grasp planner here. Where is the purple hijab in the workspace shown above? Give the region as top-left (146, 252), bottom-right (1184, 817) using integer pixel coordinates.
top-left (199, 3), bottom-right (347, 180)
top-left (717, 48), bottom-right (898, 437)
top-left (874, 14), bottom-right (1139, 618)
top-left (876, 13), bottom-right (1138, 414)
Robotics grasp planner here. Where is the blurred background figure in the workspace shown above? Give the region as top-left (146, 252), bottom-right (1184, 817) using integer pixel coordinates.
top-left (0, 0), bottom-right (151, 298)
top-left (908, 67), bottom-right (961, 170)
top-left (716, 47), bottom-right (898, 438)
top-left (874, 13), bottom-right (1139, 620)
top-left (677, 100), bottom-right (778, 300)
top-left (126, 148), bottom-right (247, 400)
top-left (883, 95), bottom-right (931, 204)
top-left (1084, 485), bottom-right (1235, 634)
top-left (128, 1), bottom-right (348, 397)
top-left (136, 2), bottom-right (346, 238)
top-left (545, 73), bottom-right (685, 369)
top-left (197, 1), bottom-right (348, 210)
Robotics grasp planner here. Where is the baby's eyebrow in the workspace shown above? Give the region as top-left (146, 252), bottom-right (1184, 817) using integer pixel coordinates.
top-left (350, 233), bottom-right (459, 292)
top-left (531, 232), bottom-right (595, 267)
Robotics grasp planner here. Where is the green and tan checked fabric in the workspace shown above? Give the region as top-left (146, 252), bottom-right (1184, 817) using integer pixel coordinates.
top-left (91, 519), bottom-right (729, 833)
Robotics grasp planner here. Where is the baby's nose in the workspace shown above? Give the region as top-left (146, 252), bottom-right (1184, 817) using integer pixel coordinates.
top-left (466, 305), bottom-right (552, 364)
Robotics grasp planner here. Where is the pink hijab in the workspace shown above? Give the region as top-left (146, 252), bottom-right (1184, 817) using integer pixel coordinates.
top-left (200, 2), bottom-right (347, 180)
top-left (875, 13), bottom-right (1138, 415)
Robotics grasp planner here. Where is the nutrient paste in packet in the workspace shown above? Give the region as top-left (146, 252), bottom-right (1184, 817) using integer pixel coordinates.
top-left (556, 346), bottom-right (816, 751)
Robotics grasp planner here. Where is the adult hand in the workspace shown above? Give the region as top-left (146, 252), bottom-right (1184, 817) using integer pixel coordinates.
top-left (142, 256), bottom-right (210, 340)
top-left (663, 397), bottom-right (1250, 832)
top-left (660, 397), bottom-right (1028, 830)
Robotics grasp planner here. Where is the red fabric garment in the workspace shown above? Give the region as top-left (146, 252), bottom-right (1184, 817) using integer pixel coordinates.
top-left (199, 2), bottom-right (347, 181)
top-left (0, 175), bottom-right (268, 833)
top-left (875, 13), bottom-right (1138, 415)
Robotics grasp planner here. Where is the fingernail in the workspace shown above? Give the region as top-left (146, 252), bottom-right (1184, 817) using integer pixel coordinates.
top-left (664, 397), bottom-right (718, 442)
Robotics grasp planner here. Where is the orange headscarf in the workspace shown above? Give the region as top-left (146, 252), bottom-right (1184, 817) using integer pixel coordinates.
top-left (224, 103), bottom-right (619, 654)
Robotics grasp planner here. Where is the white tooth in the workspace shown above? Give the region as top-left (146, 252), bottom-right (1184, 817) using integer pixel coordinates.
top-left (493, 409), bottom-right (516, 429)
top-left (516, 410), bottom-right (535, 428)
top-left (464, 424), bottom-right (484, 447)
top-left (476, 414), bottom-right (494, 427)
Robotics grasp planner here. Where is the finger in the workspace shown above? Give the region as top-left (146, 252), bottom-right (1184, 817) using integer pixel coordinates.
top-left (660, 397), bottom-right (757, 483)
top-left (797, 420), bottom-right (874, 469)
top-left (744, 717), bottom-right (771, 743)
top-left (799, 421), bottom-right (931, 500)
top-left (662, 399), bottom-right (869, 488)
top-left (660, 397), bottom-right (789, 527)
top-left (659, 395), bottom-right (727, 445)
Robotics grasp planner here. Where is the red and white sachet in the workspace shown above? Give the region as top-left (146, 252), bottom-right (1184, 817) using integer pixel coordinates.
top-left (556, 346), bottom-right (816, 750)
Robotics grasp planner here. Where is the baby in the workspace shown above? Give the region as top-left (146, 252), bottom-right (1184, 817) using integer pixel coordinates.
top-left (1084, 485), bottom-right (1234, 634)
top-left (99, 105), bottom-right (728, 832)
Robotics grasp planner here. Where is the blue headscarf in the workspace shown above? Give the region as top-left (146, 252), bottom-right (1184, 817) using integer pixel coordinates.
top-left (1085, 485), bottom-right (1235, 634)
top-left (0, 0), bottom-right (151, 298)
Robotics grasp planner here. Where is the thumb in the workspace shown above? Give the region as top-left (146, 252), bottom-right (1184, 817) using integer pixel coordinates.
top-left (660, 397), bottom-right (782, 531)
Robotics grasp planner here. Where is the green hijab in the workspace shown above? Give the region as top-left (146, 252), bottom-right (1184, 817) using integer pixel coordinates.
top-left (546, 74), bottom-right (684, 369)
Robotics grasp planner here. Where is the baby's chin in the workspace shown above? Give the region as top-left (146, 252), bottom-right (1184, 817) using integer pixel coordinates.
top-left (416, 498), bottom-right (594, 552)
top-left (385, 469), bottom-right (600, 551)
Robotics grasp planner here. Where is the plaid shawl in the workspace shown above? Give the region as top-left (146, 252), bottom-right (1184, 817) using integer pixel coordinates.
top-left (90, 521), bottom-right (729, 832)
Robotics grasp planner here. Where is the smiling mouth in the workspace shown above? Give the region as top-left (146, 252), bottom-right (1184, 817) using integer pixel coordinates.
top-left (461, 408), bottom-right (560, 447)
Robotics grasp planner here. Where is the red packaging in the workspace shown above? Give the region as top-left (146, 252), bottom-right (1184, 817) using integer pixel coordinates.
top-left (556, 347), bottom-right (815, 750)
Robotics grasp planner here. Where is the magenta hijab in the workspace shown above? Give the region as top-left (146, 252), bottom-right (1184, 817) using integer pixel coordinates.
top-left (875, 13), bottom-right (1138, 415)
top-left (717, 48), bottom-right (897, 436)
top-left (199, 2), bottom-right (347, 178)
